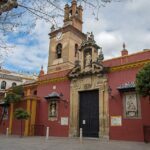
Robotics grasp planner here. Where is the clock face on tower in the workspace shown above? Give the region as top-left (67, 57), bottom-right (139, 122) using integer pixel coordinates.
top-left (56, 32), bottom-right (62, 41)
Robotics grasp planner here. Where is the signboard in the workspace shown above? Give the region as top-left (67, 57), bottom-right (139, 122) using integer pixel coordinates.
top-left (61, 117), bottom-right (68, 126)
top-left (111, 116), bottom-right (122, 126)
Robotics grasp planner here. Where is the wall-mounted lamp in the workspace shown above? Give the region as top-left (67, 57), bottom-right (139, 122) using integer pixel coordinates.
top-left (108, 86), bottom-right (114, 99)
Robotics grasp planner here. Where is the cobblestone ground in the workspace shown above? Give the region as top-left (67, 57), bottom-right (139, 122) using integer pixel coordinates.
top-left (0, 135), bottom-right (149, 150)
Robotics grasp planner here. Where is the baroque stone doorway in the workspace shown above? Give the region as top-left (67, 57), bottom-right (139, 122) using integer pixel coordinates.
top-left (69, 76), bottom-right (109, 139)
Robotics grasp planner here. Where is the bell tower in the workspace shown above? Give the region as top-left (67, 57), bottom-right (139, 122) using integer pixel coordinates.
top-left (47, 0), bottom-right (85, 73)
top-left (64, 0), bottom-right (83, 31)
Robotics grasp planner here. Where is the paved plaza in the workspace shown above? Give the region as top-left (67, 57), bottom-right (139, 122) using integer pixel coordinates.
top-left (0, 135), bottom-right (149, 150)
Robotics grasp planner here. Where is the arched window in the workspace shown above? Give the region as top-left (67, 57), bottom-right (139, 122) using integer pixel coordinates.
top-left (56, 43), bottom-right (62, 59)
top-left (75, 44), bottom-right (78, 57)
top-left (12, 82), bottom-right (17, 87)
top-left (1, 81), bottom-right (7, 89)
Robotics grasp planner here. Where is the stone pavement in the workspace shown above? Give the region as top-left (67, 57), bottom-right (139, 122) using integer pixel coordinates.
top-left (0, 135), bottom-right (149, 150)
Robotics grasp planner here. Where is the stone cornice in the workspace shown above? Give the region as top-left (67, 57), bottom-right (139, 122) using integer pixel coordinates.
top-left (110, 59), bottom-right (150, 72)
top-left (38, 76), bottom-right (69, 85)
top-left (49, 25), bottom-right (86, 39)
top-left (23, 96), bottom-right (41, 101)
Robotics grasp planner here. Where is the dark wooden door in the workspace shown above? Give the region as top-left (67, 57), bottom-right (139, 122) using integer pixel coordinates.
top-left (79, 90), bottom-right (99, 137)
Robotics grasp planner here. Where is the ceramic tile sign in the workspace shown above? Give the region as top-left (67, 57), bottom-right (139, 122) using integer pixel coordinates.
top-left (61, 117), bottom-right (68, 126)
top-left (111, 116), bottom-right (122, 126)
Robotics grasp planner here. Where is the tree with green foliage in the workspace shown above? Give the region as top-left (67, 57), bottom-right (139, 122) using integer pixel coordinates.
top-left (14, 108), bottom-right (30, 137)
top-left (4, 85), bottom-right (24, 104)
top-left (136, 63), bottom-right (150, 101)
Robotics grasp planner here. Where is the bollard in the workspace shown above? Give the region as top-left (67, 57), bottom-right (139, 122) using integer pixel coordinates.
top-left (46, 127), bottom-right (49, 140)
top-left (6, 128), bottom-right (9, 136)
top-left (79, 128), bottom-right (83, 143)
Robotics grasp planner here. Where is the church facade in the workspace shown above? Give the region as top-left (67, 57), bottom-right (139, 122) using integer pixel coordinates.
top-left (0, 0), bottom-right (150, 142)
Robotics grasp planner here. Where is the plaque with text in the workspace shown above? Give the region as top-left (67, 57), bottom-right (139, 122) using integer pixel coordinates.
top-left (111, 116), bottom-right (122, 126)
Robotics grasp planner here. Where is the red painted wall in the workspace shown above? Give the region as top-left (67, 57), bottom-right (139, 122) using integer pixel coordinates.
top-left (107, 67), bottom-right (150, 141)
top-left (12, 101), bottom-right (26, 135)
top-left (103, 50), bottom-right (150, 141)
top-left (36, 79), bottom-right (70, 137)
top-left (0, 107), bottom-right (9, 134)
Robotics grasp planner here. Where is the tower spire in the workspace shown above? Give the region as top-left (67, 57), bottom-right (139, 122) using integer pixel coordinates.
top-left (123, 42), bottom-right (126, 50)
top-left (121, 42), bottom-right (128, 56)
top-left (39, 65), bottom-right (44, 77)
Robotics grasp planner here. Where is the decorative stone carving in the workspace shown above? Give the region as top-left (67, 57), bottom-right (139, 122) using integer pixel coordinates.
top-left (92, 61), bottom-right (103, 74)
top-left (69, 60), bottom-right (81, 78)
top-left (69, 30), bottom-right (108, 79)
top-left (69, 56), bottom-right (105, 78)
top-left (69, 31), bottom-right (109, 139)
top-left (86, 32), bottom-right (94, 41)
top-left (84, 84), bottom-right (92, 89)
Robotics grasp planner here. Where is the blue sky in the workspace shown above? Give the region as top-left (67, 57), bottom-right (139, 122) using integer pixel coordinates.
top-left (1, 0), bottom-right (150, 74)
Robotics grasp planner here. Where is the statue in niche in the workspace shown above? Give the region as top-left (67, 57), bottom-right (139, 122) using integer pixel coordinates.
top-left (49, 101), bottom-right (57, 117)
top-left (85, 52), bottom-right (92, 67)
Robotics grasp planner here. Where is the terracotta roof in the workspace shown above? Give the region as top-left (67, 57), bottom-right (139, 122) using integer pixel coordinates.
top-left (117, 82), bottom-right (135, 92)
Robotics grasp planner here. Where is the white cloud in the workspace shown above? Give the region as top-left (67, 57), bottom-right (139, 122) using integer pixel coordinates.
top-left (83, 0), bottom-right (150, 58)
top-left (4, 20), bottom-right (50, 73)
top-left (3, 0), bottom-right (150, 73)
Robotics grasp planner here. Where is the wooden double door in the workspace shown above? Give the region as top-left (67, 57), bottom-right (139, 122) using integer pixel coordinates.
top-left (79, 90), bottom-right (99, 137)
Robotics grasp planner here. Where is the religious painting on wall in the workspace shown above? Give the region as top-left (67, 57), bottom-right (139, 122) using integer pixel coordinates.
top-left (48, 101), bottom-right (57, 120)
top-left (124, 92), bottom-right (140, 118)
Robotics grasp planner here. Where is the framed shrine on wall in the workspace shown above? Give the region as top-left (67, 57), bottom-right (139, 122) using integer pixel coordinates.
top-left (123, 92), bottom-right (141, 119)
top-left (48, 101), bottom-right (57, 119)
